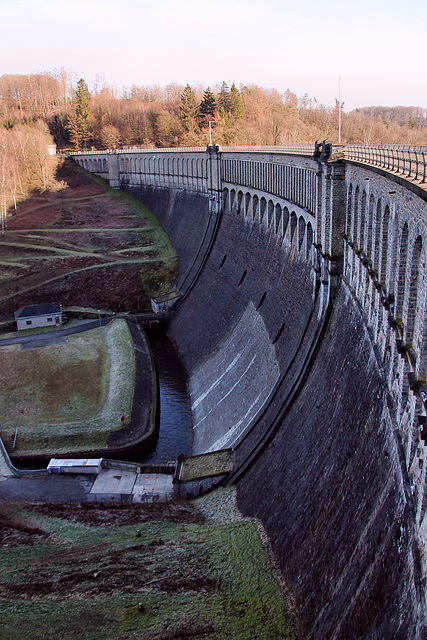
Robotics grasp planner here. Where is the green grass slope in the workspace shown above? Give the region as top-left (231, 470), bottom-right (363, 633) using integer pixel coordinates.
top-left (0, 488), bottom-right (297, 640)
top-left (0, 319), bottom-right (135, 458)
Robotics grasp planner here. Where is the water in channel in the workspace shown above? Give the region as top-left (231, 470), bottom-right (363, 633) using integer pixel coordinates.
top-left (139, 327), bottom-right (192, 463)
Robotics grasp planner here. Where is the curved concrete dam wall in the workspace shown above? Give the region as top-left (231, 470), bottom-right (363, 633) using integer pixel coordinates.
top-left (126, 183), bottom-right (421, 638)
top-left (74, 146), bottom-right (427, 638)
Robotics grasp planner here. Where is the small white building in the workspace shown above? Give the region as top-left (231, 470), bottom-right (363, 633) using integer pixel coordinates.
top-left (48, 458), bottom-right (103, 474)
top-left (14, 303), bottom-right (65, 331)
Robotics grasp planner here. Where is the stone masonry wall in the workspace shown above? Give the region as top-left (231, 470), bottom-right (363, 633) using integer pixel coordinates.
top-left (237, 282), bottom-right (422, 639)
top-left (168, 191), bottom-right (316, 454)
top-left (72, 148), bottom-right (427, 638)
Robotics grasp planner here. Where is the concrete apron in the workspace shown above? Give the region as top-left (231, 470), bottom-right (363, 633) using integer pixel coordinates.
top-left (0, 448), bottom-right (16, 481)
top-left (89, 468), bottom-right (175, 503)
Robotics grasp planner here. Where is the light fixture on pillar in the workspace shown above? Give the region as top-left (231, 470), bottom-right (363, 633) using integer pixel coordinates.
top-left (209, 121), bottom-right (215, 145)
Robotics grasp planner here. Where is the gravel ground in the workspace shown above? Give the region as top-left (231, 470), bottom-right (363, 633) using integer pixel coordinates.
top-left (195, 486), bottom-right (249, 524)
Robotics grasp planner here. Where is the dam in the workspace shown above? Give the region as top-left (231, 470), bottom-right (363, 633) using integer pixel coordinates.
top-left (73, 143), bottom-right (427, 639)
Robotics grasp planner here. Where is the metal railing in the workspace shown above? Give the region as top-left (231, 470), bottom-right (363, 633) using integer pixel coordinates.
top-left (71, 144), bottom-right (427, 185)
top-left (72, 144), bottom-right (317, 156)
top-left (344, 145), bottom-right (427, 184)
top-left (220, 144), bottom-right (316, 156)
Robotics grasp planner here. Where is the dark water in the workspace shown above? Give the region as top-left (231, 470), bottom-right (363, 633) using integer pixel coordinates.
top-left (139, 328), bottom-right (192, 463)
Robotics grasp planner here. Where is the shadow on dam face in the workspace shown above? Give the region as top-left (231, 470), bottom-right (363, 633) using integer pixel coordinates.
top-left (126, 182), bottom-right (423, 640)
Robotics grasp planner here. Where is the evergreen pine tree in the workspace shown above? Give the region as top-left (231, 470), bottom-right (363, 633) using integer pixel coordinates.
top-left (180, 84), bottom-right (199, 132)
top-left (230, 83), bottom-right (244, 121)
top-left (69, 78), bottom-right (92, 149)
top-left (198, 87), bottom-right (217, 129)
top-left (218, 81), bottom-right (231, 115)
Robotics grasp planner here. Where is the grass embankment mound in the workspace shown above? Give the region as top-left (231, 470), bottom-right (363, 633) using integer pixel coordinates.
top-left (0, 488), bottom-right (297, 640)
top-left (0, 158), bottom-right (178, 320)
top-left (0, 319), bottom-right (135, 458)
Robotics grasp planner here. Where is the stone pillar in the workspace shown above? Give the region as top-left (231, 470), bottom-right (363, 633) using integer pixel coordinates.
top-left (109, 152), bottom-right (120, 189)
top-left (317, 159), bottom-right (346, 284)
top-left (206, 145), bottom-right (222, 215)
top-left (328, 160), bottom-right (346, 275)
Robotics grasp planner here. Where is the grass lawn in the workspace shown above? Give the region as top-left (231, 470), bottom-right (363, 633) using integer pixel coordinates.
top-left (0, 488), bottom-right (297, 640)
top-left (0, 319), bottom-right (135, 457)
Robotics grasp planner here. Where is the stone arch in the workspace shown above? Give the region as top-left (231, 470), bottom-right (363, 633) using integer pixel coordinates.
top-left (260, 198), bottom-right (267, 224)
top-left (306, 222), bottom-right (314, 259)
top-left (367, 193), bottom-right (375, 261)
top-left (373, 199), bottom-right (382, 274)
top-left (395, 223), bottom-right (409, 320)
top-left (245, 192), bottom-right (251, 217)
top-left (347, 184), bottom-right (353, 237)
top-left (387, 213), bottom-right (399, 295)
top-left (406, 235), bottom-right (423, 350)
top-left (275, 204), bottom-right (282, 235)
top-left (353, 186), bottom-right (360, 243)
top-left (282, 207), bottom-right (289, 237)
top-left (253, 195), bottom-right (259, 221)
top-left (237, 191), bottom-right (243, 214)
top-left (359, 189), bottom-right (367, 251)
top-left (103, 158), bottom-right (107, 172)
top-left (298, 216), bottom-right (306, 252)
top-left (230, 189), bottom-right (236, 212)
top-left (380, 205), bottom-right (391, 284)
top-left (222, 188), bottom-right (229, 212)
top-left (290, 211), bottom-right (297, 245)
top-left (267, 200), bottom-right (274, 229)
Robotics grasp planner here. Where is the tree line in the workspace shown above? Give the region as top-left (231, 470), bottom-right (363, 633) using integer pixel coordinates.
top-left (0, 121), bottom-right (56, 232)
top-left (0, 71), bottom-right (426, 153)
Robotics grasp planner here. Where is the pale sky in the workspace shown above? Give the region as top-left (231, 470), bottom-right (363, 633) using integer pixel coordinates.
top-left (0, 0), bottom-right (425, 111)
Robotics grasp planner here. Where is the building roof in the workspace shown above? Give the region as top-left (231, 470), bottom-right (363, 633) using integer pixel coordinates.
top-left (152, 290), bottom-right (181, 304)
top-left (14, 303), bottom-right (62, 319)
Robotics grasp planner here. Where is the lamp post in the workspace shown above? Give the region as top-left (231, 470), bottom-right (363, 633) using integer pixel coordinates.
top-left (209, 121), bottom-right (215, 145)
top-left (98, 309), bottom-right (101, 328)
